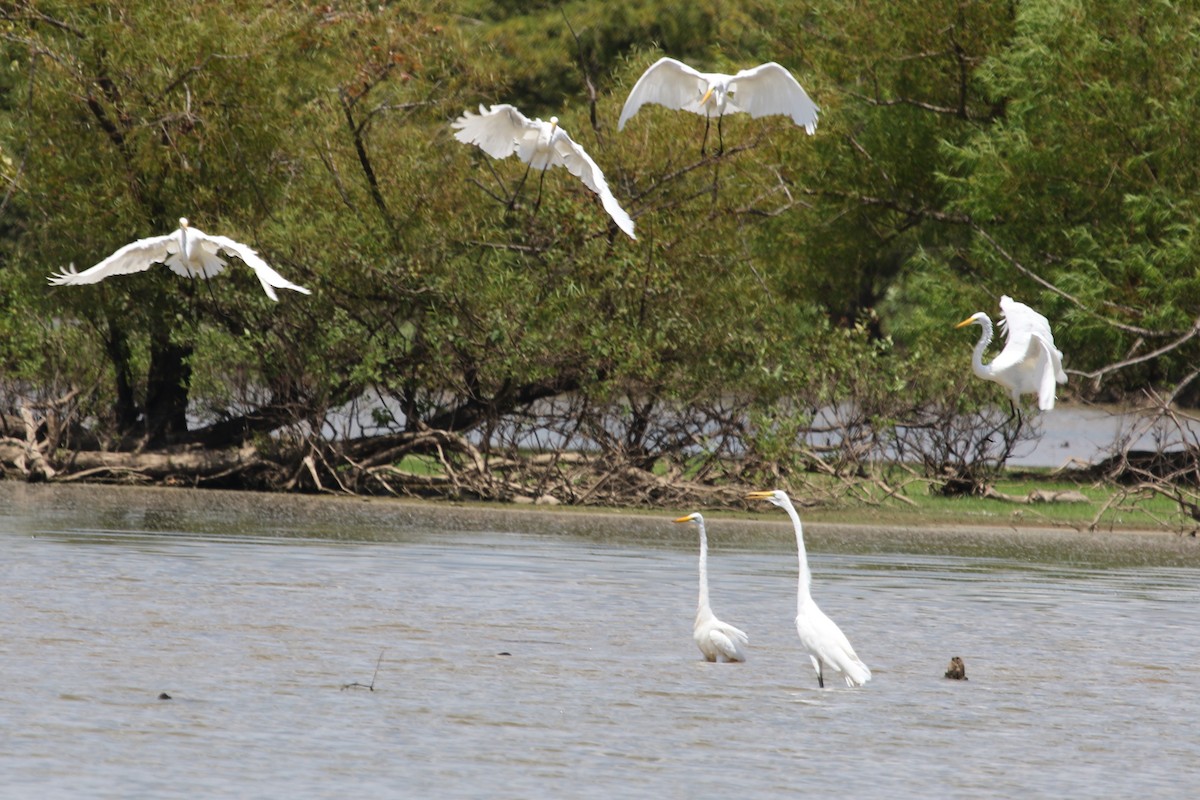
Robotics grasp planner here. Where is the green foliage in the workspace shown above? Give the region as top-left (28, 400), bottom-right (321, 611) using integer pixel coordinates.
top-left (3, 0), bottom-right (1200, 485)
top-left (943, 0), bottom-right (1200, 395)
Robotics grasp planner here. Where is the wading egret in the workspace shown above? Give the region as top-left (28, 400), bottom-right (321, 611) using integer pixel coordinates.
top-left (674, 512), bottom-right (749, 663)
top-left (618, 57), bottom-right (818, 154)
top-left (745, 490), bottom-right (871, 688)
top-left (451, 104), bottom-right (635, 240)
top-left (47, 218), bottom-right (310, 301)
top-left (955, 295), bottom-right (1067, 414)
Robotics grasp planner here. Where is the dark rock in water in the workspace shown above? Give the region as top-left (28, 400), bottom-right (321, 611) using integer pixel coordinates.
top-left (158, 692), bottom-right (173, 700)
top-left (944, 656), bottom-right (967, 680)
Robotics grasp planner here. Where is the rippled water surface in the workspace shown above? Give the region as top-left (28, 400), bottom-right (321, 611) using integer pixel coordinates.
top-left (2, 483), bottom-right (1198, 798)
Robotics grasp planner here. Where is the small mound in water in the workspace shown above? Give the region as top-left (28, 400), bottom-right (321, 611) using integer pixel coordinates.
top-left (944, 656), bottom-right (967, 680)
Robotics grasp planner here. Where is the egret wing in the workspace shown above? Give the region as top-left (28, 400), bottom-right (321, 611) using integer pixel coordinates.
top-left (799, 605), bottom-right (871, 686)
top-left (200, 231), bottom-right (311, 301)
top-left (451, 104), bottom-right (532, 160)
top-left (990, 295), bottom-right (1041, 375)
top-left (728, 62), bottom-right (819, 133)
top-left (1032, 333), bottom-right (1066, 410)
top-left (994, 295), bottom-right (1064, 384)
top-left (618, 57), bottom-right (710, 129)
top-left (47, 232), bottom-right (178, 286)
top-left (708, 627), bottom-right (747, 662)
top-left (550, 130), bottom-right (636, 240)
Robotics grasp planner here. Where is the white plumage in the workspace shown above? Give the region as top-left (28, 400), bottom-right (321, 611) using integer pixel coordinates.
top-left (47, 218), bottom-right (310, 301)
top-left (674, 512), bottom-right (749, 663)
top-left (451, 104), bottom-right (635, 240)
top-left (746, 490), bottom-right (870, 688)
top-left (956, 295), bottom-right (1068, 411)
top-left (618, 57), bottom-right (819, 149)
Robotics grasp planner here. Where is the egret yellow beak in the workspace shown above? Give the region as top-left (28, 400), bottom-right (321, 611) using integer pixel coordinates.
top-left (954, 316), bottom-right (976, 329)
top-left (744, 490), bottom-right (775, 500)
top-left (673, 515), bottom-right (693, 523)
top-left (700, 87), bottom-right (715, 105)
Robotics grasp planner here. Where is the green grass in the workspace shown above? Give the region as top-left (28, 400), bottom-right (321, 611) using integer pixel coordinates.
top-left (800, 475), bottom-right (1192, 532)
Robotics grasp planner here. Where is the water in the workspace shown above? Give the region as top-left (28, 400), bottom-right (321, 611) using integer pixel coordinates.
top-left (2, 483), bottom-right (1198, 798)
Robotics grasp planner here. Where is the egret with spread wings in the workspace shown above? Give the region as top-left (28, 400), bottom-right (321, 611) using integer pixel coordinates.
top-left (674, 512), bottom-right (749, 663)
top-left (47, 218), bottom-right (310, 301)
top-left (618, 57), bottom-right (818, 155)
top-left (452, 104), bottom-right (635, 240)
top-left (956, 295), bottom-right (1067, 415)
top-left (745, 490), bottom-right (870, 688)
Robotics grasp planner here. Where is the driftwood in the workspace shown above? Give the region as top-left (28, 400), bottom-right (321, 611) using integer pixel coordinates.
top-left (982, 487), bottom-right (1091, 505)
top-left (2, 440), bottom-right (267, 486)
top-left (1, 420), bottom-right (747, 506)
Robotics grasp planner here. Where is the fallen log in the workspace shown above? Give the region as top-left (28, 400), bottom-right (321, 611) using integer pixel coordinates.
top-left (983, 486), bottom-right (1090, 505)
top-left (54, 446), bottom-right (265, 483)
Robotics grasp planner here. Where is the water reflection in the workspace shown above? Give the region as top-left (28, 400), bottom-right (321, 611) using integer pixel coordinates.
top-left (1, 482), bottom-right (1198, 798)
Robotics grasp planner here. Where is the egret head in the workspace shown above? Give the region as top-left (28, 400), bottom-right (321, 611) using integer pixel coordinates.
top-left (700, 86), bottom-right (716, 106)
top-left (549, 116), bottom-right (559, 131)
top-left (745, 489), bottom-right (790, 508)
top-left (673, 512), bottom-right (703, 525)
top-left (955, 312), bottom-right (988, 330)
top-left (179, 217), bottom-right (190, 229)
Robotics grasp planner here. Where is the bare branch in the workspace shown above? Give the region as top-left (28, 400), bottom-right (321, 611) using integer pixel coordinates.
top-left (1073, 318), bottom-right (1200, 385)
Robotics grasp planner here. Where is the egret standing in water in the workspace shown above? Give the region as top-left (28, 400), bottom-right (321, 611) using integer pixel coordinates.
top-left (745, 490), bottom-right (871, 688)
top-left (674, 512), bottom-right (749, 663)
top-left (47, 218), bottom-right (311, 301)
top-left (451, 103), bottom-right (635, 240)
top-left (618, 57), bottom-right (819, 155)
top-left (955, 295), bottom-right (1067, 419)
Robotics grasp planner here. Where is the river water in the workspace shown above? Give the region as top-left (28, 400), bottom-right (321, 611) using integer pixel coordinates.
top-left (2, 482), bottom-right (1198, 798)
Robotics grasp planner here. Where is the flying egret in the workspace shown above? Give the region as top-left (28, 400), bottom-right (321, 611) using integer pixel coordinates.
top-left (745, 490), bottom-right (871, 688)
top-left (955, 295), bottom-right (1067, 416)
top-left (674, 512), bottom-right (749, 663)
top-left (451, 104), bottom-right (636, 240)
top-left (47, 218), bottom-right (310, 301)
top-left (618, 57), bottom-right (819, 155)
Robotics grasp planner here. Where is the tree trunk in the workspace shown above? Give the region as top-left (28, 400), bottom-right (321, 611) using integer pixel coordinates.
top-left (144, 331), bottom-right (193, 445)
top-left (104, 320), bottom-right (140, 435)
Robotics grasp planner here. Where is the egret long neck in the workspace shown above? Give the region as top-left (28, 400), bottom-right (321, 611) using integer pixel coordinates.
top-left (972, 316), bottom-right (995, 379)
top-left (783, 501), bottom-right (814, 608)
top-left (697, 519), bottom-right (712, 613)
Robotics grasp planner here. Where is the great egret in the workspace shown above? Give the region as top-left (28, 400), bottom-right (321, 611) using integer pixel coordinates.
top-left (955, 295), bottom-right (1067, 414)
top-left (451, 104), bottom-right (635, 240)
top-left (673, 512), bottom-right (749, 663)
top-left (618, 57), bottom-right (819, 155)
top-left (47, 218), bottom-right (311, 301)
top-left (745, 490), bottom-right (871, 688)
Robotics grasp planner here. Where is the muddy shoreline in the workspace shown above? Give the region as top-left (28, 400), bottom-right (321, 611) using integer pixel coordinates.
top-left (6, 479), bottom-right (1198, 567)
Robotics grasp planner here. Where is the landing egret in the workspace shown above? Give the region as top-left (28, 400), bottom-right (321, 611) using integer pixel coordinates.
top-left (674, 512), bottom-right (749, 663)
top-left (47, 218), bottom-right (310, 301)
top-left (618, 57), bottom-right (819, 154)
top-left (451, 104), bottom-right (635, 240)
top-left (955, 295), bottom-right (1067, 414)
top-left (745, 490), bottom-right (871, 688)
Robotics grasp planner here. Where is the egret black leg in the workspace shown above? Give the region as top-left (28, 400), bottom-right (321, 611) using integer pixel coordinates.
top-left (510, 161), bottom-right (534, 210)
top-left (701, 116), bottom-right (711, 156)
top-left (817, 664), bottom-right (825, 689)
top-left (717, 114), bottom-right (725, 156)
top-left (533, 168), bottom-right (548, 214)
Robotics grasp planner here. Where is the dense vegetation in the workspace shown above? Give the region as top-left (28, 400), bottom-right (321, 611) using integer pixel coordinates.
top-left (2, 1), bottom-right (1199, 509)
